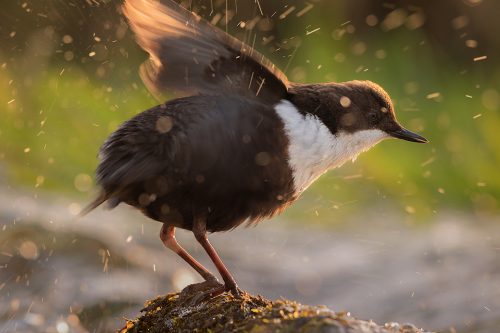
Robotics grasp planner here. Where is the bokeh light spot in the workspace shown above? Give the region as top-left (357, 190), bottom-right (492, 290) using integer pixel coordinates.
top-left (74, 173), bottom-right (92, 192)
top-left (19, 240), bottom-right (39, 260)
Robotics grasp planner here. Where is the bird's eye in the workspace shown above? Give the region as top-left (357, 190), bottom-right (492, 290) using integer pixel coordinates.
top-left (368, 112), bottom-right (379, 124)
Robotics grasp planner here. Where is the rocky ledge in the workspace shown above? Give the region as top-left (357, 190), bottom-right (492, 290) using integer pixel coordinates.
top-left (120, 285), bottom-right (432, 333)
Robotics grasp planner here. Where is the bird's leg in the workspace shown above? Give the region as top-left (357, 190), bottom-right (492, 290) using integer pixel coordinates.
top-left (193, 215), bottom-right (241, 297)
top-left (159, 224), bottom-right (218, 282)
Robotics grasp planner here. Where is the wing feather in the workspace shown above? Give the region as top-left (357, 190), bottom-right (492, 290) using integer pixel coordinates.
top-left (123, 0), bottom-right (289, 103)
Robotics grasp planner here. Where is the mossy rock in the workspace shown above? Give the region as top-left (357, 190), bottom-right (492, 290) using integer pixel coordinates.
top-left (119, 284), bottom-right (432, 333)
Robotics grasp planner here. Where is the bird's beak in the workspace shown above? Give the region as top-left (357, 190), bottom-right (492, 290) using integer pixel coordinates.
top-left (390, 127), bottom-right (428, 143)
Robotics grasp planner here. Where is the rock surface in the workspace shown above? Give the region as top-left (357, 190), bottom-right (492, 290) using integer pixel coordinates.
top-left (120, 286), bottom-right (431, 333)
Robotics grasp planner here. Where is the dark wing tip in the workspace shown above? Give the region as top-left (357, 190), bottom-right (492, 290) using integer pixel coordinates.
top-left (78, 191), bottom-right (107, 217)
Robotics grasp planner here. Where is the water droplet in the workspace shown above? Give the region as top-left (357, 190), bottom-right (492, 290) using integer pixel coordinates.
top-left (56, 321), bottom-right (69, 333)
top-left (68, 203), bottom-right (81, 216)
top-left (62, 35), bottom-right (73, 44)
top-left (155, 116), bottom-right (173, 133)
top-left (19, 240), bottom-right (38, 260)
top-left (340, 96), bottom-right (351, 108)
top-left (195, 174), bottom-right (205, 183)
top-left (255, 152), bottom-right (271, 166)
top-left (74, 173), bottom-right (92, 192)
top-left (365, 14), bottom-right (378, 27)
top-left (172, 269), bottom-right (197, 291)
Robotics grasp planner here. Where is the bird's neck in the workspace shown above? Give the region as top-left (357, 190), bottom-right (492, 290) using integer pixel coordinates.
top-left (274, 99), bottom-right (386, 194)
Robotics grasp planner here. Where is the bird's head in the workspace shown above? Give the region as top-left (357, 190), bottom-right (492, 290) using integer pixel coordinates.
top-left (285, 80), bottom-right (428, 171)
top-left (289, 80), bottom-right (428, 148)
top-left (331, 80), bottom-right (428, 143)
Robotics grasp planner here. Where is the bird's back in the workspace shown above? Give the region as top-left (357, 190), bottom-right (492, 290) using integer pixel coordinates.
top-left (90, 94), bottom-right (296, 231)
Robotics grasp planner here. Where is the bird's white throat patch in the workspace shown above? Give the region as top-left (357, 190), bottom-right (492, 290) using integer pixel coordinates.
top-left (275, 99), bottom-right (387, 193)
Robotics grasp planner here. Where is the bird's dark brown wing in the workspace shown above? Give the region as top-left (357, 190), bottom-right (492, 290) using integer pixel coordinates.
top-left (123, 0), bottom-right (289, 104)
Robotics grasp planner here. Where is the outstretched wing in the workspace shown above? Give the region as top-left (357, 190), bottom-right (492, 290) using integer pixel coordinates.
top-left (123, 0), bottom-right (289, 104)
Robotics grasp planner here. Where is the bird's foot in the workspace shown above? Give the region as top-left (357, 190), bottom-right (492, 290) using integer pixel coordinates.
top-left (206, 283), bottom-right (243, 298)
top-left (179, 277), bottom-right (222, 300)
top-left (226, 284), bottom-right (243, 299)
top-left (179, 281), bottom-right (243, 306)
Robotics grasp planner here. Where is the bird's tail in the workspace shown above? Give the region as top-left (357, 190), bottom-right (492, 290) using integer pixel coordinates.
top-left (79, 191), bottom-right (107, 217)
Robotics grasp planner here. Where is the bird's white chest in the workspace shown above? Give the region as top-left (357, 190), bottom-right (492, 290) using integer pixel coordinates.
top-left (274, 100), bottom-right (387, 194)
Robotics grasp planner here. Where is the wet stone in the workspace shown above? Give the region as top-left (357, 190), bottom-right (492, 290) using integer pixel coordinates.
top-left (119, 285), bottom-right (433, 333)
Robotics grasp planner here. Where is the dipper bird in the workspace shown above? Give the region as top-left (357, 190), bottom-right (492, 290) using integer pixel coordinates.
top-left (82, 0), bottom-right (428, 297)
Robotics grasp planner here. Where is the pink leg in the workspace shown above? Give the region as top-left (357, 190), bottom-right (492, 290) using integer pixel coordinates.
top-left (192, 215), bottom-right (240, 296)
top-left (160, 224), bottom-right (218, 282)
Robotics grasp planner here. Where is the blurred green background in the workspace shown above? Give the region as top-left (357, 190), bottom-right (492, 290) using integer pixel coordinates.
top-left (1, 0), bottom-right (499, 223)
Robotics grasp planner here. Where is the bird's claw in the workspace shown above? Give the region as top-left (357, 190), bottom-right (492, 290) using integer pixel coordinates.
top-left (179, 278), bottom-right (222, 300)
top-left (227, 285), bottom-right (243, 298)
top-left (179, 280), bottom-right (243, 306)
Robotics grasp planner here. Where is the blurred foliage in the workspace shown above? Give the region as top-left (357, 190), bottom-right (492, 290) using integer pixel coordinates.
top-left (0, 0), bottom-right (499, 223)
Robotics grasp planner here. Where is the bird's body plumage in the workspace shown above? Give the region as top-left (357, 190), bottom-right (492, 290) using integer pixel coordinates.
top-left (83, 0), bottom-right (428, 296)
top-left (96, 94), bottom-right (295, 232)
